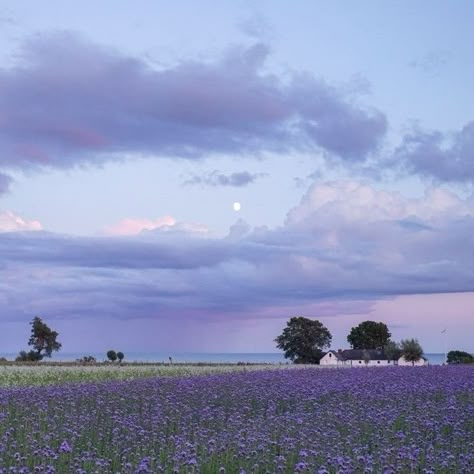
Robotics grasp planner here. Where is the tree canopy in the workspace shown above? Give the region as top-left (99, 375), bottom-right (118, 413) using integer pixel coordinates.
top-left (400, 338), bottom-right (424, 365)
top-left (17, 316), bottom-right (62, 361)
top-left (447, 350), bottom-right (474, 364)
top-left (275, 317), bottom-right (332, 364)
top-left (347, 321), bottom-right (391, 349)
top-left (384, 340), bottom-right (402, 362)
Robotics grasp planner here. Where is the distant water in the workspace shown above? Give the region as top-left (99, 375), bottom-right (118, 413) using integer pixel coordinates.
top-left (0, 351), bottom-right (448, 365)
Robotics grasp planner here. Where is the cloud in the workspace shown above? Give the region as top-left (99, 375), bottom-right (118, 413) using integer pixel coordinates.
top-left (238, 14), bottom-right (274, 41)
top-left (395, 122), bottom-right (474, 182)
top-left (0, 15), bottom-right (17, 27)
top-left (0, 173), bottom-right (12, 195)
top-left (1, 180), bottom-right (474, 322)
top-left (0, 211), bottom-right (42, 232)
top-left (285, 180), bottom-right (473, 225)
top-left (183, 170), bottom-right (266, 187)
top-left (103, 216), bottom-right (208, 236)
top-left (409, 50), bottom-right (450, 76)
top-left (0, 32), bottom-right (387, 173)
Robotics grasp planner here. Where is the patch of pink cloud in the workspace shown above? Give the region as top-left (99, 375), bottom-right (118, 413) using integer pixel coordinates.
top-left (211, 294), bottom-right (474, 353)
top-left (57, 125), bottom-right (108, 148)
top-left (103, 216), bottom-right (209, 236)
top-left (14, 143), bottom-right (50, 163)
top-left (0, 211), bottom-right (42, 232)
top-left (369, 292), bottom-right (474, 353)
top-left (104, 216), bottom-right (177, 236)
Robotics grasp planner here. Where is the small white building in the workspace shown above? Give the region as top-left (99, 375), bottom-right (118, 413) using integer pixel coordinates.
top-left (397, 356), bottom-right (428, 366)
top-left (320, 349), bottom-right (393, 367)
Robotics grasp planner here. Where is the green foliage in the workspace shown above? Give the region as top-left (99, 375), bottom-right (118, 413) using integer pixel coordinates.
top-left (400, 338), bottom-right (424, 365)
top-left (16, 317), bottom-right (62, 362)
top-left (15, 350), bottom-right (42, 362)
top-left (117, 352), bottom-right (125, 363)
top-left (384, 340), bottom-right (402, 362)
top-left (447, 350), bottom-right (474, 365)
top-left (275, 317), bottom-right (332, 364)
top-left (27, 316), bottom-right (61, 360)
top-left (107, 350), bottom-right (118, 362)
top-left (347, 321), bottom-right (391, 349)
top-left (77, 356), bottom-right (97, 364)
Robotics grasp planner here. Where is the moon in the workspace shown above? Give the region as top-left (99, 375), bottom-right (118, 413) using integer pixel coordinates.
top-left (233, 202), bottom-right (241, 212)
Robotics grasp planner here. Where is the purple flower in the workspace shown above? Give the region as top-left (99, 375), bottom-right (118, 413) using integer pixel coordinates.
top-left (59, 441), bottom-right (72, 453)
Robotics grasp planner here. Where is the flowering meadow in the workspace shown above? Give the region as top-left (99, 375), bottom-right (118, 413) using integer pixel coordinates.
top-left (0, 366), bottom-right (472, 473)
top-left (0, 364), bottom-right (275, 387)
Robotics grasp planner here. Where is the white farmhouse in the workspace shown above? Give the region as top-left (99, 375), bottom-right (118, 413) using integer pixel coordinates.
top-left (397, 356), bottom-right (428, 366)
top-left (320, 349), bottom-right (394, 367)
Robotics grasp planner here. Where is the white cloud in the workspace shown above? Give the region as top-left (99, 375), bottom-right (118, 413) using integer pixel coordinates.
top-left (286, 180), bottom-right (473, 227)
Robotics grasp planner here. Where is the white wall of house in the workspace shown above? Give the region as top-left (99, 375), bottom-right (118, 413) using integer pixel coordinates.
top-left (320, 352), bottom-right (394, 367)
top-left (368, 360), bottom-right (391, 366)
top-left (320, 352), bottom-right (342, 365)
top-left (346, 359), bottom-right (392, 367)
top-left (398, 356), bottom-right (427, 366)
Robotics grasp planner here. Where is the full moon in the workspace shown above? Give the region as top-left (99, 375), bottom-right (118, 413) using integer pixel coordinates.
top-left (233, 202), bottom-right (241, 212)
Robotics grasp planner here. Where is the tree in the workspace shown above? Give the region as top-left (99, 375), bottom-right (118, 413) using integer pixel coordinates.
top-left (347, 321), bottom-right (391, 349)
top-left (447, 350), bottom-right (474, 365)
top-left (400, 338), bottom-right (424, 365)
top-left (275, 317), bottom-right (332, 364)
top-left (77, 355), bottom-right (96, 364)
top-left (362, 350), bottom-right (371, 366)
top-left (384, 340), bottom-right (402, 362)
top-left (117, 351), bottom-right (124, 363)
top-left (107, 350), bottom-right (117, 362)
top-left (16, 350), bottom-right (37, 362)
top-left (17, 316), bottom-right (61, 361)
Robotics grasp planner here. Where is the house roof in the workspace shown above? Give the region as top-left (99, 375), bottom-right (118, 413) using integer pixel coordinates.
top-left (325, 349), bottom-right (389, 361)
top-left (324, 350), bottom-right (345, 361)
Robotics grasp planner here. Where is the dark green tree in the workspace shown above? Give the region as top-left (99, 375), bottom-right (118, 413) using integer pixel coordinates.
top-left (275, 317), bottom-right (332, 364)
top-left (400, 338), bottom-right (424, 365)
top-left (19, 316), bottom-right (62, 361)
top-left (447, 350), bottom-right (474, 364)
top-left (16, 350), bottom-right (39, 362)
top-left (347, 321), bottom-right (391, 349)
top-left (117, 351), bottom-right (124, 363)
top-left (107, 350), bottom-right (117, 362)
top-left (384, 340), bottom-right (402, 362)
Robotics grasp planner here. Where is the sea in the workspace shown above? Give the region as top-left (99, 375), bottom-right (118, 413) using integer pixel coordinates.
top-left (0, 352), bottom-right (448, 365)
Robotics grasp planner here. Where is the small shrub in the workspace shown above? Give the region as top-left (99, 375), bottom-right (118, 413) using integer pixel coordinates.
top-left (77, 356), bottom-right (97, 365)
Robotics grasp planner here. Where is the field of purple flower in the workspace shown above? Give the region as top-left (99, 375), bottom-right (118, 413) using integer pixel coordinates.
top-left (0, 366), bottom-right (472, 473)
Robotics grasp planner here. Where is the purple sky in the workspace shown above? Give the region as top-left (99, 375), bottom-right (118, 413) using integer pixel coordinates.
top-left (1, 1), bottom-right (473, 354)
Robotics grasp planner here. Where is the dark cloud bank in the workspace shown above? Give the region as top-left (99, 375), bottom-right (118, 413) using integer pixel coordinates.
top-left (0, 31), bottom-right (472, 185)
top-left (0, 32), bottom-right (385, 171)
top-left (2, 182), bottom-right (474, 322)
top-left (395, 123), bottom-right (474, 182)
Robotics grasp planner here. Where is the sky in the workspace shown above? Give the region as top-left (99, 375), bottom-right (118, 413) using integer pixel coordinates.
top-left (0, 0), bottom-right (473, 355)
